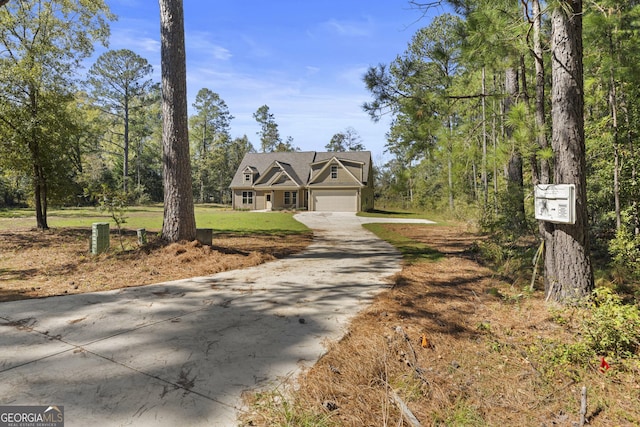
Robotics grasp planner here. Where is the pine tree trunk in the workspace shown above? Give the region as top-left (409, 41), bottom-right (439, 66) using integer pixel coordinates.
top-left (159, 0), bottom-right (196, 242)
top-left (532, 0), bottom-right (554, 267)
top-left (544, 0), bottom-right (593, 302)
top-left (200, 124), bottom-right (206, 204)
top-left (481, 67), bottom-right (488, 206)
top-left (533, 0), bottom-right (550, 186)
top-left (504, 66), bottom-right (525, 230)
top-left (624, 99), bottom-right (640, 235)
top-left (609, 59), bottom-right (621, 231)
top-left (124, 98), bottom-right (130, 194)
top-left (447, 116), bottom-right (454, 211)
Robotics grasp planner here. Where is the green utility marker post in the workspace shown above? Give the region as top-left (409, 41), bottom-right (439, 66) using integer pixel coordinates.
top-left (91, 222), bottom-right (110, 255)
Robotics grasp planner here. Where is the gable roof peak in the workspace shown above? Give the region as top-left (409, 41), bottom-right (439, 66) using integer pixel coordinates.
top-left (229, 150), bottom-right (371, 188)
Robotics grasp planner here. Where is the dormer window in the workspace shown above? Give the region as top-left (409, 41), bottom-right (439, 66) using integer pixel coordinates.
top-left (330, 165), bottom-right (338, 179)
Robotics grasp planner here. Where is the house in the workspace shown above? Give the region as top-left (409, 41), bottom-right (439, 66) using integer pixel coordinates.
top-left (230, 151), bottom-right (374, 212)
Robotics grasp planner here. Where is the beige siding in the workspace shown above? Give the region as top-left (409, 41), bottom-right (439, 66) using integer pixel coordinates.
top-left (233, 189), bottom-right (256, 210)
top-left (310, 163), bottom-right (323, 178)
top-left (273, 191), bottom-right (284, 207)
top-left (314, 163), bottom-right (355, 184)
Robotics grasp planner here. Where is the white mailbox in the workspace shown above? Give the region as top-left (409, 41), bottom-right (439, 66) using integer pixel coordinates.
top-left (534, 184), bottom-right (576, 224)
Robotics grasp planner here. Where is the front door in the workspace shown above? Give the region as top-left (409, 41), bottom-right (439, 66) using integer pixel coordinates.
top-left (266, 194), bottom-right (272, 210)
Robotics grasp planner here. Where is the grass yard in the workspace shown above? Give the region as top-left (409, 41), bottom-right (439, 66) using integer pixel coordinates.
top-left (358, 208), bottom-right (451, 222)
top-left (0, 204), bottom-right (309, 234)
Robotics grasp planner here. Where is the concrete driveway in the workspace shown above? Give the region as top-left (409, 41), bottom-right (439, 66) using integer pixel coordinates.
top-left (0, 212), bottom-right (433, 426)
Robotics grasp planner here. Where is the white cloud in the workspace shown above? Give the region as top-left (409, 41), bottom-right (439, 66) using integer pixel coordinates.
top-left (321, 17), bottom-right (374, 37)
top-left (109, 27), bottom-right (160, 54)
top-left (183, 57), bottom-right (390, 156)
top-left (188, 67), bottom-right (304, 98)
top-left (187, 32), bottom-right (232, 61)
top-left (240, 35), bottom-right (272, 59)
top-left (337, 65), bottom-right (369, 88)
top-left (207, 80), bottom-right (385, 154)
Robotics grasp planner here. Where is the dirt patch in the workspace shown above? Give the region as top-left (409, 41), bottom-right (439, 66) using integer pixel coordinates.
top-left (0, 228), bottom-right (312, 302)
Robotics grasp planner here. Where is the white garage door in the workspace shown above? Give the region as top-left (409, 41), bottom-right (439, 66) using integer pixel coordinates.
top-left (313, 190), bottom-right (357, 212)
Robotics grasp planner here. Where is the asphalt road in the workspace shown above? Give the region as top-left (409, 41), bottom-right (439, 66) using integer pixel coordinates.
top-left (0, 212), bottom-right (433, 426)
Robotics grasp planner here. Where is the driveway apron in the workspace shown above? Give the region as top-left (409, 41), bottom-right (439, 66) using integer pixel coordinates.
top-left (0, 212), bottom-right (433, 426)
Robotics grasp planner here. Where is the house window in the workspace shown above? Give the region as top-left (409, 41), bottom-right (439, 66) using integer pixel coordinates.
top-left (244, 173), bottom-right (252, 183)
top-left (284, 191), bottom-right (297, 205)
top-left (330, 165), bottom-right (338, 179)
top-left (242, 191), bottom-right (253, 205)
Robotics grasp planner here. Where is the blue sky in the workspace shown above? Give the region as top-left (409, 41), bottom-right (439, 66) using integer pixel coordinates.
top-left (96, 1), bottom-right (446, 163)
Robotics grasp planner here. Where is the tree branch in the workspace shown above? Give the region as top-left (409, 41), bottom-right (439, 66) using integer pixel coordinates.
top-left (448, 92), bottom-right (500, 100)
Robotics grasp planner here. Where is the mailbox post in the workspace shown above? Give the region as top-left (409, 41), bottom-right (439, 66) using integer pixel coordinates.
top-left (534, 184), bottom-right (576, 224)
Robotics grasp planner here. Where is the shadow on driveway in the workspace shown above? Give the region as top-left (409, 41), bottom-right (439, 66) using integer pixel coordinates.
top-left (0, 212), bottom-right (433, 426)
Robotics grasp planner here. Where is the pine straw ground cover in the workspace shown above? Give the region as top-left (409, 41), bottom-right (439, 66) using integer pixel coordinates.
top-left (240, 224), bottom-right (640, 427)
top-left (0, 228), bottom-right (312, 302)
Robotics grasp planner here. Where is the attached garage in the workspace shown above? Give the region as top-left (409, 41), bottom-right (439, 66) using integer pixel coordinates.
top-left (231, 151), bottom-right (374, 212)
top-left (312, 189), bottom-right (358, 212)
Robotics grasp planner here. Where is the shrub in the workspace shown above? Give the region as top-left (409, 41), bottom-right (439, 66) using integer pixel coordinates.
top-left (582, 287), bottom-right (640, 358)
top-left (608, 224), bottom-right (640, 281)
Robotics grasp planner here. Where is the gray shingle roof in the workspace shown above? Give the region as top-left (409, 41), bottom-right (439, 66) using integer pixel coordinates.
top-left (229, 151), bottom-right (372, 188)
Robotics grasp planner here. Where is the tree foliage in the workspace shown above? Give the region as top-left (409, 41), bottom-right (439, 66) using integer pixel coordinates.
top-left (364, 13), bottom-right (465, 211)
top-left (326, 127), bottom-right (366, 152)
top-left (364, 0), bottom-right (640, 302)
top-left (86, 49), bottom-right (154, 194)
top-left (253, 104), bottom-right (282, 153)
top-left (190, 88), bottom-right (237, 203)
top-left (0, 0), bottom-right (113, 229)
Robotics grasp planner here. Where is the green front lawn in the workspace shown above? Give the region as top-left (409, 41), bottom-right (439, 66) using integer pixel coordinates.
top-left (0, 205), bottom-right (309, 235)
top-left (363, 222), bottom-right (442, 264)
top-left (358, 208), bottom-right (450, 223)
